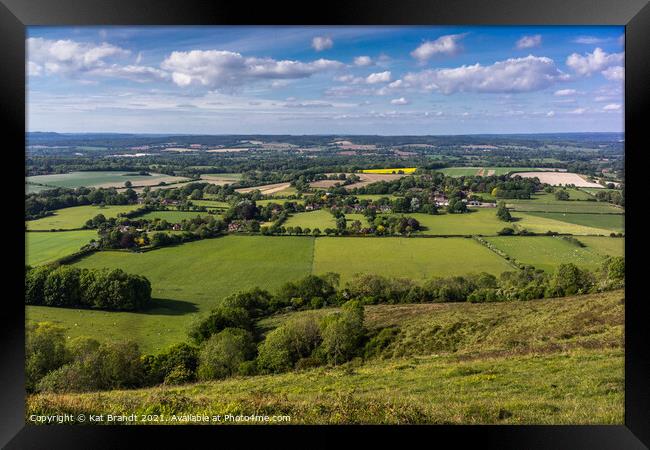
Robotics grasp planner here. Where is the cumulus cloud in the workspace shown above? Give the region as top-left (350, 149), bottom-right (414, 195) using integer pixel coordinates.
top-left (27, 37), bottom-right (131, 76)
top-left (603, 103), bottom-right (622, 111)
top-left (87, 64), bottom-right (169, 82)
top-left (399, 55), bottom-right (568, 94)
top-left (161, 50), bottom-right (343, 88)
top-left (565, 48), bottom-right (624, 76)
top-left (410, 34), bottom-right (466, 62)
top-left (390, 97), bottom-right (409, 105)
top-left (572, 36), bottom-right (607, 45)
top-left (311, 36), bottom-right (333, 52)
top-left (353, 56), bottom-right (372, 66)
top-left (546, 111), bottom-right (555, 117)
top-left (27, 61), bottom-right (42, 76)
top-left (365, 71), bottom-right (391, 84)
top-left (568, 108), bottom-right (587, 114)
top-left (602, 66), bottom-right (624, 81)
top-left (554, 89), bottom-right (577, 96)
top-left (516, 35), bottom-right (542, 49)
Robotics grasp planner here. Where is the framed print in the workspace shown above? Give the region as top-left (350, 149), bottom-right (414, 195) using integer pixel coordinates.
top-left (1, 0), bottom-right (649, 447)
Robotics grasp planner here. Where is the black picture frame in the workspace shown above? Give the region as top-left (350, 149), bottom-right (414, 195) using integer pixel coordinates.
top-left (2, 0), bottom-right (648, 448)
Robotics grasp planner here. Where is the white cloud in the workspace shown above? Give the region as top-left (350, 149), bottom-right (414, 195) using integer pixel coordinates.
top-left (390, 97), bottom-right (409, 105)
top-left (410, 34), bottom-right (465, 62)
top-left (27, 61), bottom-right (42, 76)
top-left (353, 56), bottom-right (372, 66)
top-left (400, 55), bottom-right (568, 94)
top-left (554, 89), bottom-right (577, 96)
top-left (572, 36), bottom-right (607, 45)
top-left (566, 48), bottom-right (624, 76)
top-left (27, 37), bottom-right (131, 76)
top-left (516, 35), bottom-right (542, 49)
top-left (88, 64), bottom-right (169, 82)
top-left (161, 50), bottom-right (343, 88)
top-left (602, 66), bottom-right (624, 81)
top-left (603, 103), bottom-right (622, 111)
top-left (568, 108), bottom-right (587, 114)
top-left (546, 111), bottom-right (555, 117)
top-left (311, 36), bottom-right (333, 52)
top-left (365, 71), bottom-right (391, 84)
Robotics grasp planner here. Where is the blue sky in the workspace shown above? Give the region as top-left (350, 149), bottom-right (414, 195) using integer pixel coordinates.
top-left (27, 26), bottom-right (624, 135)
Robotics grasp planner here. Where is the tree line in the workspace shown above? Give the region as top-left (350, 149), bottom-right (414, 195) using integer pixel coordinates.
top-left (25, 265), bottom-right (152, 311)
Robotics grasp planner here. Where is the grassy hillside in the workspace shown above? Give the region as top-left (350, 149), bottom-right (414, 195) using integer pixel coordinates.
top-left (27, 236), bottom-right (314, 352)
top-left (27, 290), bottom-right (623, 424)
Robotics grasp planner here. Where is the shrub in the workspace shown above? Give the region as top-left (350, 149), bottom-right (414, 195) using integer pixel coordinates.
top-left (320, 300), bottom-right (365, 365)
top-left (25, 322), bottom-right (69, 391)
top-left (364, 327), bottom-right (400, 359)
top-left (497, 227), bottom-right (515, 236)
top-left (197, 328), bottom-right (255, 380)
top-left (36, 340), bottom-right (144, 392)
top-left (142, 343), bottom-right (199, 385)
top-left (221, 288), bottom-right (273, 318)
top-left (189, 305), bottom-right (252, 344)
top-left (257, 315), bottom-right (322, 373)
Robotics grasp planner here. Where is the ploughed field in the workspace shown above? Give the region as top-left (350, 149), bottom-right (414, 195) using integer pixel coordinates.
top-left (28, 290), bottom-right (623, 424)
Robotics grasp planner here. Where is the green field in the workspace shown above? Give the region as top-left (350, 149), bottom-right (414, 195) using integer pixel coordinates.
top-left (523, 211), bottom-right (624, 233)
top-left (513, 212), bottom-right (612, 235)
top-left (577, 236), bottom-right (625, 257)
top-left (29, 290), bottom-right (623, 424)
top-left (27, 236), bottom-right (314, 352)
top-left (346, 214), bottom-right (371, 228)
top-left (410, 209), bottom-right (505, 235)
top-left (26, 171), bottom-right (187, 189)
top-left (256, 198), bottom-right (305, 206)
top-left (25, 230), bottom-right (97, 266)
top-left (26, 205), bottom-right (140, 231)
top-left (284, 210), bottom-right (335, 229)
top-left (138, 210), bottom-right (215, 222)
top-left (484, 236), bottom-right (609, 272)
top-left (313, 237), bottom-right (514, 283)
top-left (506, 198), bottom-right (622, 214)
top-left (190, 199), bottom-right (230, 209)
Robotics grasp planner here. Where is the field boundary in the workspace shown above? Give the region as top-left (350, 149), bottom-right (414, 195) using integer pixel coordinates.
top-left (472, 236), bottom-right (523, 270)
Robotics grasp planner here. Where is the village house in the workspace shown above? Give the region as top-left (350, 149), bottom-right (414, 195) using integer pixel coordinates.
top-left (172, 223), bottom-right (182, 231)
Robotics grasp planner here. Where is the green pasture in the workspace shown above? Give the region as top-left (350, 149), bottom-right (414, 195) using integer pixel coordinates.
top-left (26, 205), bottom-right (140, 231)
top-left (26, 171), bottom-right (186, 189)
top-left (513, 212), bottom-right (612, 235)
top-left (484, 236), bottom-right (609, 272)
top-left (523, 212), bottom-right (624, 233)
top-left (25, 230), bottom-right (97, 266)
top-left (284, 210), bottom-right (336, 229)
top-left (27, 235), bottom-right (314, 352)
top-left (577, 236), bottom-right (624, 258)
top-left (313, 237), bottom-right (513, 283)
top-left (410, 209), bottom-right (505, 235)
top-left (137, 210), bottom-right (216, 222)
